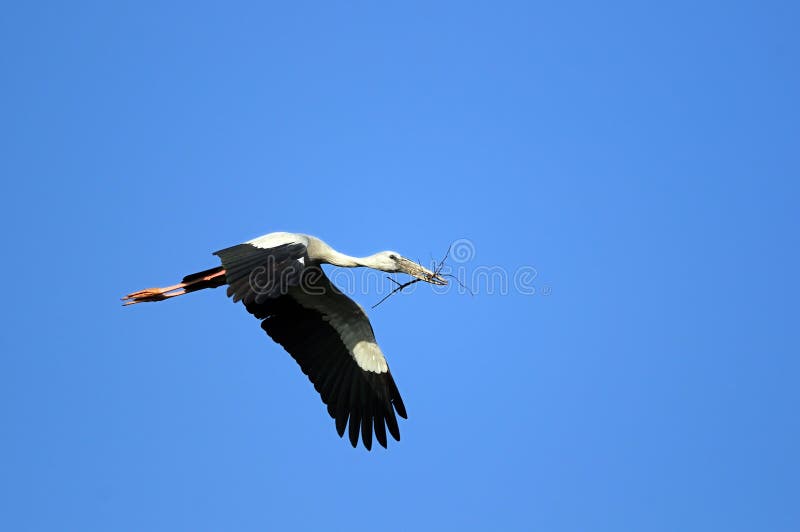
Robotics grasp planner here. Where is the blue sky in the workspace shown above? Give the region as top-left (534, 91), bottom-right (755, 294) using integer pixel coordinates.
top-left (1, 2), bottom-right (798, 530)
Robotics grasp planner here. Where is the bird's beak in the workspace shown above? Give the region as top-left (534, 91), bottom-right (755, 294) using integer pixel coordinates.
top-left (397, 257), bottom-right (448, 286)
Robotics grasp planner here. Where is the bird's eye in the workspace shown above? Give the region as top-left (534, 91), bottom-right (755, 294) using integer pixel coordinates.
top-left (389, 254), bottom-right (397, 260)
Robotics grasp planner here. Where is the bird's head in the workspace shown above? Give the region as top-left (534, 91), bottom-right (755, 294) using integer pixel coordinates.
top-left (371, 251), bottom-right (448, 286)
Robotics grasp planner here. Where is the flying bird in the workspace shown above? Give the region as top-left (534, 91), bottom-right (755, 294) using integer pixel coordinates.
top-left (123, 231), bottom-right (447, 450)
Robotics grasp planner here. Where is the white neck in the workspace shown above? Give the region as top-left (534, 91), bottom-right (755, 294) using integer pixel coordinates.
top-left (325, 249), bottom-right (366, 268)
top-left (308, 236), bottom-right (377, 268)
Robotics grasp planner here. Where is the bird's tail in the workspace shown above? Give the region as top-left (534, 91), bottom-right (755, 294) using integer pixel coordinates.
top-left (122, 266), bottom-right (227, 306)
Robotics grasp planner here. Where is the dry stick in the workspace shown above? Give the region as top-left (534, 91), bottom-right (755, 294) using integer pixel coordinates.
top-left (371, 277), bottom-right (423, 308)
top-left (371, 244), bottom-right (471, 309)
top-left (428, 244), bottom-right (472, 295)
top-left (440, 273), bottom-right (471, 294)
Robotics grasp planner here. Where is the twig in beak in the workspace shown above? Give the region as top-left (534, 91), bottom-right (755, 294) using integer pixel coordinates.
top-left (371, 242), bottom-right (471, 308)
top-left (371, 276), bottom-right (423, 308)
top-left (431, 244), bottom-right (472, 295)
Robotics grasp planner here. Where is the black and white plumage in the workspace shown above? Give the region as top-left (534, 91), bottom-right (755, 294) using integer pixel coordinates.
top-left (123, 232), bottom-right (446, 450)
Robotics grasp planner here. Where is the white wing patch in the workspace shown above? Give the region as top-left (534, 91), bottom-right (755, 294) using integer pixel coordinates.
top-left (352, 341), bottom-right (389, 373)
top-left (247, 231), bottom-right (308, 249)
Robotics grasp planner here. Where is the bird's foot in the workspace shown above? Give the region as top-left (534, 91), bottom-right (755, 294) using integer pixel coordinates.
top-left (121, 284), bottom-right (187, 305)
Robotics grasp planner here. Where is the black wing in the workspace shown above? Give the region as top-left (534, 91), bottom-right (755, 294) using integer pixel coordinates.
top-left (215, 242), bottom-right (407, 450)
top-left (214, 241), bottom-right (308, 304)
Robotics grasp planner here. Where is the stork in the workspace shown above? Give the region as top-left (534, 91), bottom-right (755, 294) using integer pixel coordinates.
top-left (122, 232), bottom-right (447, 450)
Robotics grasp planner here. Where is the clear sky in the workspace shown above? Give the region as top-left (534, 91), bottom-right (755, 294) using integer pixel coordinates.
top-left (1, 2), bottom-right (798, 531)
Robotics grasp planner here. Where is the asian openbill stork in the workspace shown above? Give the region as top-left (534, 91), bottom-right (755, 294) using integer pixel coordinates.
top-left (123, 232), bottom-right (447, 450)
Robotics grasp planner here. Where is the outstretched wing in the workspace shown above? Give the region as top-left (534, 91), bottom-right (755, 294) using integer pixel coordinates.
top-left (214, 237), bottom-right (407, 450)
top-left (214, 233), bottom-right (309, 304)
